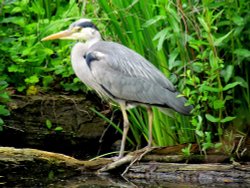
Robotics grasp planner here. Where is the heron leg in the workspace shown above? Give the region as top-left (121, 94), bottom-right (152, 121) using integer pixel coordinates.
top-left (118, 103), bottom-right (130, 159)
top-left (147, 107), bottom-right (153, 147)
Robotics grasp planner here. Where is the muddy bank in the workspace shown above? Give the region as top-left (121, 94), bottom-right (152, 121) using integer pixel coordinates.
top-left (1, 94), bottom-right (121, 159)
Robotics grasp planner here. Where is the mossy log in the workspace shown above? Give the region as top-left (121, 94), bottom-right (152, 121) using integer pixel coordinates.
top-left (0, 147), bottom-right (111, 170)
top-left (1, 146), bottom-right (250, 187)
top-left (0, 147), bottom-right (112, 186)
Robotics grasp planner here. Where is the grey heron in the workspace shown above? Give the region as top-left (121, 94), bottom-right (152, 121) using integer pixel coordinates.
top-left (42, 19), bottom-right (193, 159)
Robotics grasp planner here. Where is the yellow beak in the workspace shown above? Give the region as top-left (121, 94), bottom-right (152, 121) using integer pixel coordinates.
top-left (41, 30), bottom-right (72, 41)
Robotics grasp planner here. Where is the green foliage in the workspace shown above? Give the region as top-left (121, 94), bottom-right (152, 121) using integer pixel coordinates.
top-left (178, 0), bottom-right (250, 152)
top-left (45, 119), bottom-right (63, 132)
top-left (97, 0), bottom-right (250, 152)
top-left (182, 144), bottom-right (192, 157)
top-left (0, 81), bottom-right (10, 131)
top-left (45, 119), bottom-right (53, 129)
top-left (0, 0), bottom-right (87, 93)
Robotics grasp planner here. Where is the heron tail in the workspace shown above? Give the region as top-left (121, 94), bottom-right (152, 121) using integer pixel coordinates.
top-left (162, 91), bottom-right (193, 115)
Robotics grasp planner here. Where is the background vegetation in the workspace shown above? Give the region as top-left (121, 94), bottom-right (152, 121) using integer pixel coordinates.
top-left (0, 0), bottom-right (249, 157)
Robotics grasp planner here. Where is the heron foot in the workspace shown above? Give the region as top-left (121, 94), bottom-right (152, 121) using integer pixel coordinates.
top-left (98, 147), bottom-right (156, 174)
top-left (121, 146), bottom-right (155, 176)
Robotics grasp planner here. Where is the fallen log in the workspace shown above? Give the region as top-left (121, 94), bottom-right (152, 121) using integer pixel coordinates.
top-left (0, 147), bottom-right (111, 171)
top-left (0, 146), bottom-right (249, 187)
top-left (0, 147), bottom-right (111, 187)
top-left (126, 162), bottom-right (250, 185)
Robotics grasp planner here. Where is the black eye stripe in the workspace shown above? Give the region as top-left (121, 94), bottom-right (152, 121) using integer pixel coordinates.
top-left (76, 22), bottom-right (98, 30)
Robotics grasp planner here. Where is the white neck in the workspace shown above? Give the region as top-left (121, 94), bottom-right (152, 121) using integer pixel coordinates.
top-left (85, 36), bottom-right (102, 48)
top-left (80, 29), bottom-right (102, 48)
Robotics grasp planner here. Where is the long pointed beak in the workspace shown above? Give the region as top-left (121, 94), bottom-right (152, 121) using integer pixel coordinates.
top-left (41, 30), bottom-right (72, 41)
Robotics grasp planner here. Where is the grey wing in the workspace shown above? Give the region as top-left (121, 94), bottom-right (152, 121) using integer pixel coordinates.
top-left (85, 42), bottom-right (192, 115)
top-left (88, 41), bottom-right (176, 92)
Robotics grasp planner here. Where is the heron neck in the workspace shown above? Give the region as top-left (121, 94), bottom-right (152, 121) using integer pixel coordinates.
top-left (84, 32), bottom-right (102, 48)
top-left (86, 38), bottom-right (101, 47)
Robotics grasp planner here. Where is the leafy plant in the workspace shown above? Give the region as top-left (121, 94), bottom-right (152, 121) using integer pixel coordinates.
top-left (97, 0), bottom-right (250, 152)
top-left (182, 144), bottom-right (192, 158)
top-left (0, 81), bottom-right (10, 131)
top-left (0, 0), bottom-right (88, 93)
top-left (45, 119), bottom-right (63, 132)
top-left (179, 0), bottom-right (250, 151)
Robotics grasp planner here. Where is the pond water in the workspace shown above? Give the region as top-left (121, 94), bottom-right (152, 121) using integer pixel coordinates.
top-left (45, 174), bottom-right (249, 188)
top-left (4, 173), bottom-right (249, 187)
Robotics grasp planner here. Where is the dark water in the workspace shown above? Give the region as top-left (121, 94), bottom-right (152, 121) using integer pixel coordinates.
top-left (46, 174), bottom-right (249, 188)
top-left (3, 170), bottom-right (249, 187)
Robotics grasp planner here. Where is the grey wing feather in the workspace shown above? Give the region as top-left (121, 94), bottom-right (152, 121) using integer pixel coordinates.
top-left (88, 41), bottom-right (176, 92)
top-left (86, 41), bottom-right (192, 115)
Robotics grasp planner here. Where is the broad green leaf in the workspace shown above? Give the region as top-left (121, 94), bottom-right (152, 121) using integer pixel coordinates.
top-left (212, 10), bottom-right (224, 24)
top-left (153, 28), bottom-right (171, 50)
top-left (234, 76), bottom-right (248, 88)
top-left (220, 116), bottom-right (236, 123)
top-left (234, 49), bottom-right (250, 59)
top-left (189, 38), bottom-right (209, 48)
top-left (223, 82), bottom-right (241, 91)
top-left (213, 100), bottom-right (224, 110)
top-left (54, 127), bottom-right (63, 131)
top-left (11, 7), bottom-right (22, 14)
top-left (0, 105), bottom-right (10, 116)
top-left (198, 17), bottom-right (209, 32)
top-left (1, 17), bottom-right (25, 26)
top-left (42, 48), bottom-right (54, 55)
top-left (232, 16), bottom-right (244, 26)
top-left (191, 62), bottom-right (204, 73)
top-left (205, 132), bottom-right (212, 142)
top-left (209, 51), bottom-right (220, 70)
top-left (200, 85), bottom-right (221, 92)
top-left (25, 75), bottom-right (39, 84)
top-left (195, 130), bottom-right (204, 137)
top-left (46, 119), bottom-right (52, 129)
top-left (221, 65), bottom-right (234, 83)
top-left (205, 114), bottom-right (220, 123)
top-left (8, 65), bottom-right (25, 73)
top-left (214, 30), bottom-right (233, 46)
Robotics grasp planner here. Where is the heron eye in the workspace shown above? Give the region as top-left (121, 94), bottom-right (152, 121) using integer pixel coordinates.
top-left (73, 27), bottom-right (81, 32)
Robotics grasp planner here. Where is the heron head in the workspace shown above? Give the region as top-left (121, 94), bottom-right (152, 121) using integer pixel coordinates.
top-left (42, 19), bottom-right (101, 42)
